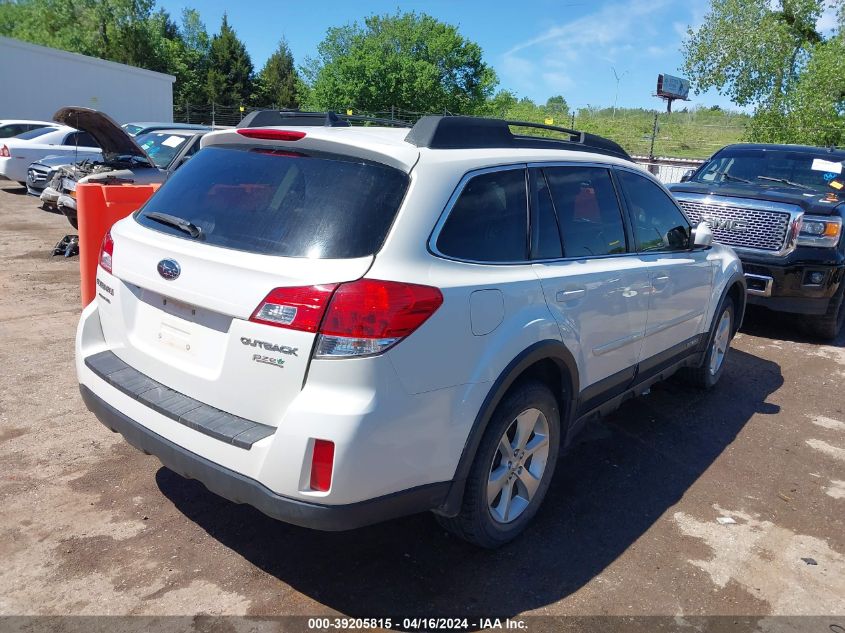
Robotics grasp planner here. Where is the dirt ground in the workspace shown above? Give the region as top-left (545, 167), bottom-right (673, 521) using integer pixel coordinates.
top-left (0, 180), bottom-right (843, 626)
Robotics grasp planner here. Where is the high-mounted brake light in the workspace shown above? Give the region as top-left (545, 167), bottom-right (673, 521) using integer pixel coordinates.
top-left (99, 230), bottom-right (114, 274)
top-left (236, 128), bottom-right (306, 142)
top-left (249, 279), bottom-right (443, 358)
top-left (0, 145), bottom-right (9, 158)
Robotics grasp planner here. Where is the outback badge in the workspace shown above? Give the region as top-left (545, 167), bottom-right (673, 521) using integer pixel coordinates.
top-left (157, 259), bottom-right (181, 281)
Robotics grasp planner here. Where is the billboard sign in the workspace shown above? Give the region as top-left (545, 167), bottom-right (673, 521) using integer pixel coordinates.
top-left (657, 74), bottom-right (690, 100)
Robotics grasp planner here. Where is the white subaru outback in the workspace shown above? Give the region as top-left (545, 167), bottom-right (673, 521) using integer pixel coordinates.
top-left (76, 113), bottom-right (746, 548)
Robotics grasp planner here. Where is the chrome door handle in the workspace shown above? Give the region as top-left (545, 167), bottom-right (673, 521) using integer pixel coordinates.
top-left (654, 275), bottom-right (669, 282)
top-left (556, 288), bottom-right (586, 301)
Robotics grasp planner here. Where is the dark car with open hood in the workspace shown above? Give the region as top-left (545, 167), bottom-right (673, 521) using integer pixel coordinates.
top-left (41, 107), bottom-right (208, 228)
top-left (669, 143), bottom-right (845, 339)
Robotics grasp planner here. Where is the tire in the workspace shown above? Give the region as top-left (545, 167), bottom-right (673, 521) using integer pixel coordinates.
top-left (806, 284), bottom-right (845, 341)
top-left (686, 297), bottom-right (734, 389)
top-left (436, 380), bottom-right (561, 548)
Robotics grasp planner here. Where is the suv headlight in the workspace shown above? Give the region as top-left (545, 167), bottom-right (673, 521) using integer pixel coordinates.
top-left (797, 215), bottom-right (842, 247)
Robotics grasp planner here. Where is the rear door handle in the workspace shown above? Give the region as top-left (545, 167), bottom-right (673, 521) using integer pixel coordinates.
top-left (556, 288), bottom-right (586, 301)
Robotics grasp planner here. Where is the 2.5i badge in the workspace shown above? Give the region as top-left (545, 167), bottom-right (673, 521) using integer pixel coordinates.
top-left (252, 354), bottom-right (285, 369)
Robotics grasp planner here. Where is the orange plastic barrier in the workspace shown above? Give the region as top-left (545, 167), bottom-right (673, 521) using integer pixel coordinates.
top-left (77, 182), bottom-right (160, 306)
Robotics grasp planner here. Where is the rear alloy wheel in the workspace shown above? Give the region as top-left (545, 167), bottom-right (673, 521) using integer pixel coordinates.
top-left (436, 381), bottom-right (560, 548)
top-left (487, 408), bottom-right (551, 524)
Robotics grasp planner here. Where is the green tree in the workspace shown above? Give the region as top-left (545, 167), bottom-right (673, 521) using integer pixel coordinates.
top-left (255, 38), bottom-right (299, 108)
top-left (482, 89), bottom-right (518, 117)
top-left (683, 0), bottom-right (824, 107)
top-left (206, 13), bottom-right (253, 106)
top-left (168, 8), bottom-right (210, 105)
top-left (545, 95), bottom-right (570, 119)
top-left (306, 11), bottom-right (497, 114)
top-left (752, 34), bottom-right (845, 144)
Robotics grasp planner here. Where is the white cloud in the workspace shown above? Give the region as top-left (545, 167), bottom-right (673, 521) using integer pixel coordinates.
top-left (500, 0), bottom-right (675, 99)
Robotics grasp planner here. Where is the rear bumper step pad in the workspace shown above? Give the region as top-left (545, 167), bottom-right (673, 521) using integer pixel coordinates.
top-left (84, 350), bottom-right (274, 449)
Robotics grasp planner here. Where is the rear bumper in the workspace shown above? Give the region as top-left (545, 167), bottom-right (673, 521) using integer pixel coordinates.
top-left (742, 259), bottom-right (844, 315)
top-left (80, 384), bottom-right (449, 530)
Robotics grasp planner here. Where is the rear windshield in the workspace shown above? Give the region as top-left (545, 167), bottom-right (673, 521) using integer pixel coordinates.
top-left (135, 145), bottom-right (409, 259)
top-left (123, 124), bottom-right (143, 136)
top-left (16, 126), bottom-right (58, 140)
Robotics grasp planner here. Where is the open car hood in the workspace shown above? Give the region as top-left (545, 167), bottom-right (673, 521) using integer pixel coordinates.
top-left (53, 107), bottom-right (154, 168)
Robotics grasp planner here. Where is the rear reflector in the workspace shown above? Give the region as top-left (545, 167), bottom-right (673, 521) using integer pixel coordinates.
top-left (99, 230), bottom-right (114, 274)
top-left (250, 279), bottom-right (443, 358)
top-left (310, 439), bottom-right (335, 492)
top-left (236, 128), bottom-right (306, 142)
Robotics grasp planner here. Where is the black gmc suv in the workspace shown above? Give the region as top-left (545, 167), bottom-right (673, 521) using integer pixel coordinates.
top-left (669, 143), bottom-right (845, 339)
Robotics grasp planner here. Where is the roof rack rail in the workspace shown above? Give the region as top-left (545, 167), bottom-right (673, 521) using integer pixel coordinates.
top-left (237, 109), bottom-right (413, 129)
top-left (404, 115), bottom-right (631, 160)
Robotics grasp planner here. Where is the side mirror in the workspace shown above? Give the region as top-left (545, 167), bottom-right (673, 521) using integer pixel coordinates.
top-left (692, 221), bottom-right (713, 248)
top-left (680, 169), bottom-right (695, 182)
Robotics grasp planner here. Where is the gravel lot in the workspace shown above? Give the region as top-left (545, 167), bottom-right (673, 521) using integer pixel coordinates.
top-left (0, 179), bottom-right (843, 623)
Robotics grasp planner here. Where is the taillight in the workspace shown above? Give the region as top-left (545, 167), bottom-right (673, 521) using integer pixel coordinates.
top-left (99, 230), bottom-right (114, 274)
top-left (250, 285), bottom-right (337, 332)
top-left (0, 145), bottom-right (9, 158)
top-left (236, 128), bottom-right (306, 142)
top-left (317, 279), bottom-right (443, 358)
top-left (249, 279), bottom-right (443, 358)
top-left (310, 439), bottom-right (335, 492)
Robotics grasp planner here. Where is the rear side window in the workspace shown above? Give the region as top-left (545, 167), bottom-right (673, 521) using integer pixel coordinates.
top-left (66, 132), bottom-right (99, 147)
top-left (436, 168), bottom-right (528, 262)
top-left (530, 169), bottom-right (563, 259)
top-left (136, 146), bottom-right (409, 259)
top-left (15, 127), bottom-right (57, 140)
top-left (0, 124), bottom-right (25, 137)
top-left (544, 166), bottom-right (627, 257)
top-left (617, 170), bottom-right (691, 252)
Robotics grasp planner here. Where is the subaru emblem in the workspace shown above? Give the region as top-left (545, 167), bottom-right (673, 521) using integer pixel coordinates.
top-left (157, 259), bottom-right (181, 281)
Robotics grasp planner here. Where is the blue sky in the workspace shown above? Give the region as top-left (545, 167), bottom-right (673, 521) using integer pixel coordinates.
top-left (155, 0), bottom-right (836, 112)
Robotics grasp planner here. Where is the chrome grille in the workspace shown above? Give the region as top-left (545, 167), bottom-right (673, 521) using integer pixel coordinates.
top-left (27, 168), bottom-right (47, 184)
top-left (678, 199), bottom-right (791, 251)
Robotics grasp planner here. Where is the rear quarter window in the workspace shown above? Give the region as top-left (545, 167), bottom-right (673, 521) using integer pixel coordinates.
top-left (135, 145), bottom-right (409, 259)
top-left (435, 168), bottom-right (529, 262)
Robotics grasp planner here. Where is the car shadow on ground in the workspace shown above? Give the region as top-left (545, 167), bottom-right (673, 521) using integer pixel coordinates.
top-left (741, 305), bottom-right (845, 347)
top-left (157, 348), bottom-right (782, 619)
top-left (0, 183), bottom-right (28, 195)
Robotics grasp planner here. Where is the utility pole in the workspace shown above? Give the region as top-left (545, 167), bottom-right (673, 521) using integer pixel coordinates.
top-left (648, 112), bottom-right (659, 176)
top-left (611, 66), bottom-right (628, 119)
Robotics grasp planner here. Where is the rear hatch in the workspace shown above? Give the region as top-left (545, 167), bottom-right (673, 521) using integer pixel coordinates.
top-left (98, 142), bottom-right (410, 426)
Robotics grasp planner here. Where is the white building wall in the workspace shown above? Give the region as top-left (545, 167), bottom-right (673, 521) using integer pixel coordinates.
top-left (0, 37), bottom-right (175, 124)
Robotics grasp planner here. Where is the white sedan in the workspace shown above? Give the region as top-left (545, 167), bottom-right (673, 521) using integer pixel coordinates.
top-left (0, 120), bottom-right (57, 138)
top-left (0, 126), bottom-right (100, 184)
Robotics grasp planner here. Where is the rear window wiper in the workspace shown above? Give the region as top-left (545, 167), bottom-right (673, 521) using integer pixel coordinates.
top-left (145, 211), bottom-right (203, 238)
top-left (756, 175), bottom-right (811, 190)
